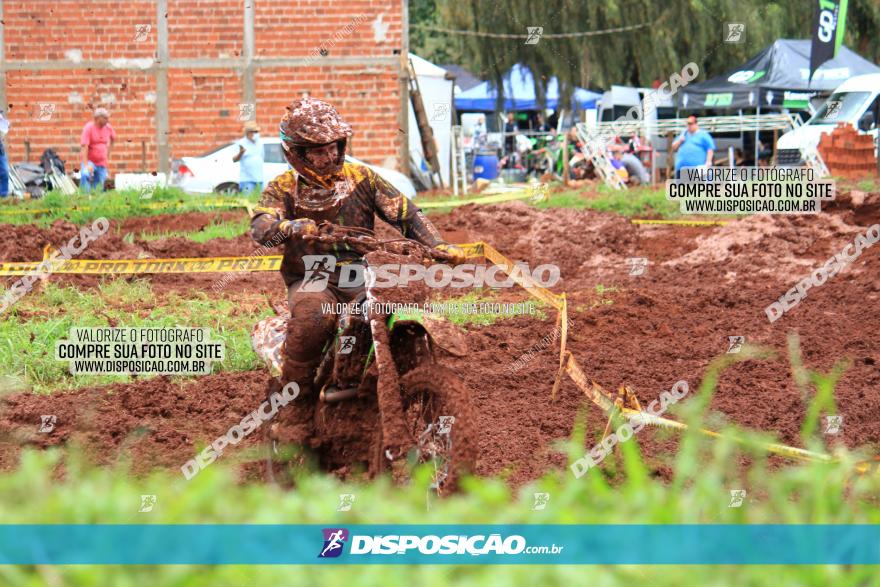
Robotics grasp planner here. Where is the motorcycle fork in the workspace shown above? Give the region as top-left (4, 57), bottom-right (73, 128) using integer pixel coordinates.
top-left (366, 302), bottom-right (409, 469)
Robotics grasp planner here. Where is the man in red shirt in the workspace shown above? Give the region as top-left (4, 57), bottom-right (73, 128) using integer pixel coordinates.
top-left (79, 108), bottom-right (116, 193)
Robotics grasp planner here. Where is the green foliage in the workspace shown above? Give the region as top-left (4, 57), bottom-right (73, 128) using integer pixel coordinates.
top-left (3, 188), bottom-right (256, 227)
top-left (409, 0), bottom-right (466, 66)
top-left (419, 0), bottom-right (880, 107)
top-left (133, 217), bottom-right (251, 243)
top-left (535, 185), bottom-right (683, 217)
top-left (1, 364), bottom-right (879, 584)
top-left (0, 282), bottom-right (272, 393)
top-left (573, 284), bottom-right (621, 312)
top-left (420, 184), bottom-right (684, 218)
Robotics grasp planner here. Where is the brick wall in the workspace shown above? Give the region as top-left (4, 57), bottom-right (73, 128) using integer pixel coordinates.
top-left (1, 0), bottom-right (406, 177)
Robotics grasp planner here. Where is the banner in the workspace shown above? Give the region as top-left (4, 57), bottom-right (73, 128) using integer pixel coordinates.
top-left (1, 524), bottom-right (879, 564)
top-left (810, 0), bottom-right (849, 81)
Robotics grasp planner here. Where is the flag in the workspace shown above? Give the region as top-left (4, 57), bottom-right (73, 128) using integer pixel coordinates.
top-left (809, 0), bottom-right (849, 82)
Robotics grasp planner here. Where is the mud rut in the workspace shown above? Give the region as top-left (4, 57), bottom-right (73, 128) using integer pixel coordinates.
top-left (1, 194), bottom-right (878, 486)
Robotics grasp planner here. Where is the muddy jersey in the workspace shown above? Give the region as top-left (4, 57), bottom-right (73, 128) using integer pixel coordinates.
top-left (250, 161), bottom-right (445, 287)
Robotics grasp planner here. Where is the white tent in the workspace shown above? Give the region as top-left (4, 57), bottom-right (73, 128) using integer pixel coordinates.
top-left (407, 53), bottom-right (454, 186)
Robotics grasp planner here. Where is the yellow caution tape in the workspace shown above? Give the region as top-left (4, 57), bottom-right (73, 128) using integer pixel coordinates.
top-left (472, 241), bottom-right (844, 469)
top-left (483, 244), bottom-right (564, 309)
top-left (632, 219), bottom-right (730, 226)
top-left (550, 295), bottom-right (568, 401)
top-left (0, 207), bottom-right (55, 216)
top-left (0, 230), bottom-right (852, 468)
top-left (0, 240), bottom-right (506, 277)
top-left (418, 190), bottom-right (535, 209)
top-left (0, 255), bottom-right (281, 276)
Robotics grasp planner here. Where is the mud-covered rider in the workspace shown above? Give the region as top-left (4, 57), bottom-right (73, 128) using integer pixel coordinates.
top-left (249, 98), bottom-right (464, 444)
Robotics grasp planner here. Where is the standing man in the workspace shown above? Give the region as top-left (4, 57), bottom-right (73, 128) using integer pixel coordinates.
top-left (79, 108), bottom-right (116, 193)
top-left (0, 110), bottom-right (9, 202)
top-left (473, 115), bottom-right (487, 149)
top-left (672, 115), bottom-right (714, 178)
top-left (503, 112), bottom-right (519, 161)
top-left (232, 120), bottom-right (264, 193)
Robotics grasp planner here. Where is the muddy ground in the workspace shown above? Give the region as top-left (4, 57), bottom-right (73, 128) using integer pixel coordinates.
top-left (1, 193), bottom-right (878, 485)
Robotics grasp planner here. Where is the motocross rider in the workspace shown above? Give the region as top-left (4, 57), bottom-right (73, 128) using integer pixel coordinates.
top-left (250, 98), bottom-right (464, 445)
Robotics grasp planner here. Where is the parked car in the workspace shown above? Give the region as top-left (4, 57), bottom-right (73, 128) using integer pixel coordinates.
top-left (777, 73), bottom-right (880, 165)
top-left (170, 137), bottom-right (417, 198)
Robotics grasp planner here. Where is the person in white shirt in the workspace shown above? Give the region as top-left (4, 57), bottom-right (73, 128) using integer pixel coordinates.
top-left (232, 120), bottom-right (264, 192)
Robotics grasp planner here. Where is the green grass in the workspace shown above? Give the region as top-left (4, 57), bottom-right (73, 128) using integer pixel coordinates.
top-left (573, 283), bottom-right (621, 312)
top-left (0, 281), bottom-right (272, 393)
top-left (418, 182), bottom-right (688, 219)
top-left (535, 184), bottom-right (684, 218)
top-left (0, 284), bottom-right (543, 394)
top-left (853, 176), bottom-right (880, 192)
top-left (1, 187), bottom-right (257, 227)
top-left (0, 346), bottom-right (878, 584)
top-left (132, 216), bottom-right (251, 243)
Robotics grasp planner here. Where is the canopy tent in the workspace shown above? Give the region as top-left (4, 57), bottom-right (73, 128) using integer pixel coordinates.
top-left (442, 64), bottom-right (483, 92)
top-left (679, 39), bottom-right (880, 111)
top-left (454, 64), bottom-right (600, 112)
top-left (407, 52), bottom-right (454, 186)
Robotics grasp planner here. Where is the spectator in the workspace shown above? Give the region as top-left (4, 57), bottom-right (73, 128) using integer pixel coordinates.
top-left (232, 120), bottom-right (264, 192)
top-left (473, 115), bottom-right (487, 149)
top-left (79, 108), bottom-right (116, 193)
top-left (566, 127), bottom-right (590, 180)
top-left (536, 112), bottom-right (551, 133)
top-left (620, 152), bottom-right (651, 185)
top-left (672, 115), bottom-right (714, 179)
top-left (610, 150), bottom-right (629, 182)
top-left (611, 138), bottom-right (651, 185)
top-left (0, 110), bottom-right (9, 202)
top-left (503, 112), bottom-right (518, 155)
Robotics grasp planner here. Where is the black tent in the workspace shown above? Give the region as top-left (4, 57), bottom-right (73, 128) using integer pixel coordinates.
top-left (679, 39), bottom-right (880, 111)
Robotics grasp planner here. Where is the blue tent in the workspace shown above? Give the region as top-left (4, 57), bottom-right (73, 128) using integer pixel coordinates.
top-left (454, 64), bottom-right (600, 112)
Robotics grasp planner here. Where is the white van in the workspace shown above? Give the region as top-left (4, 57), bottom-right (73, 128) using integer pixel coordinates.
top-left (777, 73), bottom-right (880, 165)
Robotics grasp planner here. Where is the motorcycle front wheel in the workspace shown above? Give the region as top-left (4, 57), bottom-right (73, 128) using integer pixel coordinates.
top-left (398, 364), bottom-right (476, 494)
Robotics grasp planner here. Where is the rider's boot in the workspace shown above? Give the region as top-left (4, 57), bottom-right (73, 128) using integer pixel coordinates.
top-left (269, 283), bottom-right (336, 449)
top-left (269, 357), bottom-right (320, 448)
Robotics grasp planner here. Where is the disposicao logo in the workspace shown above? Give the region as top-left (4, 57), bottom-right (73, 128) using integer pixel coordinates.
top-left (318, 528), bottom-right (349, 558)
top-left (315, 529), bottom-right (562, 558)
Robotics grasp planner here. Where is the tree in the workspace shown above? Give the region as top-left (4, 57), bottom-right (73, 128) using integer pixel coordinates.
top-left (412, 0), bottom-right (878, 109)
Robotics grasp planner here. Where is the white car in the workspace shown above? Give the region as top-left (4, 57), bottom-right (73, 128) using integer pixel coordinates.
top-left (170, 137), bottom-right (417, 198)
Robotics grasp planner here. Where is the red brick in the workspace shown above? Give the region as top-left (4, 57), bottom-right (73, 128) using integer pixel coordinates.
top-left (3, 0), bottom-right (405, 172)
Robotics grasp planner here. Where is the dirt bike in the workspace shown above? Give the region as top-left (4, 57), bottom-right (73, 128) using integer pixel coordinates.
top-left (252, 222), bottom-right (476, 494)
top-left (526, 133), bottom-right (590, 181)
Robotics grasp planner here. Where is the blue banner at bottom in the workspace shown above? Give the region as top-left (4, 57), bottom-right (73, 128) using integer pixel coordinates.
top-left (0, 525), bottom-right (877, 564)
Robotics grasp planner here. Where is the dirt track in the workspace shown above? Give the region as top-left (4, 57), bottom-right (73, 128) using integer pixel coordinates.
top-left (1, 194), bottom-right (879, 485)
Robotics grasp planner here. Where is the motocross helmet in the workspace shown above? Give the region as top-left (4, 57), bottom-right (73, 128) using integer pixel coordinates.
top-left (279, 98), bottom-right (353, 211)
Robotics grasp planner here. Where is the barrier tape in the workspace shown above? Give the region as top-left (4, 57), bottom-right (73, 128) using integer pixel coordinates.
top-left (418, 190), bottom-right (535, 209)
top-left (632, 219), bottom-right (730, 226)
top-left (0, 255), bottom-right (282, 276)
top-left (0, 235), bottom-right (857, 470)
top-left (0, 241), bottom-right (497, 276)
top-left (471, 242), bottom-right (845, 469)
